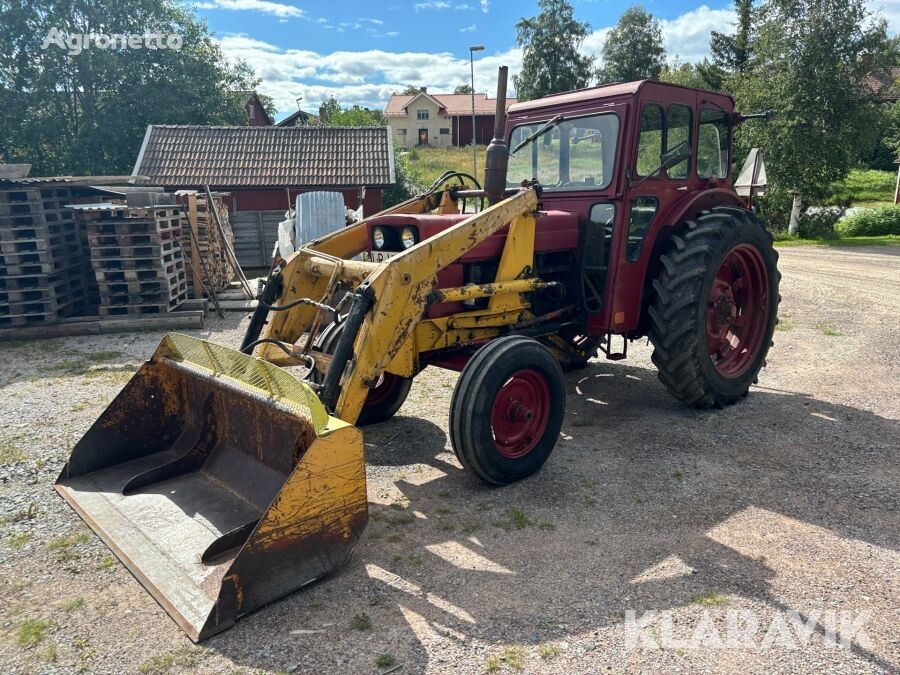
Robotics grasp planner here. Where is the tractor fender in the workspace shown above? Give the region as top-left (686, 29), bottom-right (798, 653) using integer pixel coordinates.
top-left (634, 188), bottom-right (747, 336)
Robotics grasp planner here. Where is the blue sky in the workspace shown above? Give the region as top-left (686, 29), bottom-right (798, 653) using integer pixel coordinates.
top-left (194, 0), bottom-right (900, 119)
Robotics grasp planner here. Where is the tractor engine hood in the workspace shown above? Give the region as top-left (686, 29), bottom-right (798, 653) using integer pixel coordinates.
top-left (365, 210), bottom-right (580, 262)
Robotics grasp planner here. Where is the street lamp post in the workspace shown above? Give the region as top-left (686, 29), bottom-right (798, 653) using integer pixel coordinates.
top-left (469, 45), bottom-right (484, 181)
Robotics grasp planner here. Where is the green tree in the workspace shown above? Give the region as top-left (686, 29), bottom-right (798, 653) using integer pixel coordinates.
top-left (398, 84), bottom-right (423, 95)
top-left (598, 6), bottom-right (665, 84)
top-left (316, 96), bottom-right (385, 127)
top-left (658, 61), bottom-right (708, 89)
top-left (0, 0), bottom-right (266, 176)
top-left (734, 0), bottom-right (890, 231)
top-left (701, 0), bottom-right (756, 89)
top-left (513, 0), bottom-right (595, 101)
top-left (453, 84), bottom-right (474, 94)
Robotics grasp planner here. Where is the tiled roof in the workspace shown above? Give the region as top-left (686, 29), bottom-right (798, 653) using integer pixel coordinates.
top-left (386, 92), bottom-right (517, 117)
top-left (864, 68), bottom-right (900, 100)
top-left (133, 125), bottom-right (395, 188)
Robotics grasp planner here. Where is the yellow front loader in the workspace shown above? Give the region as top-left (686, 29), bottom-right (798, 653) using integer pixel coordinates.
top-left (54, 69), bottom-right (563, 640)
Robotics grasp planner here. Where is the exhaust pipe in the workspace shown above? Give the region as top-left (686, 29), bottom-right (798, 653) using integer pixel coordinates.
top-left (484, 66), bottom-right (509, 205)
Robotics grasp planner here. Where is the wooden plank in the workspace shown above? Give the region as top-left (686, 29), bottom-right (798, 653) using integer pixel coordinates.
top-left (187, 194), bottom-right (202, 299)
top-left (218, 300), bottom-right (258, 311)
top-left (256, 210), bottom-right (266, 266)
top-left (0, 310), bottom-right (204, 340)
top-left (98, 311), bottom-right (203, 333)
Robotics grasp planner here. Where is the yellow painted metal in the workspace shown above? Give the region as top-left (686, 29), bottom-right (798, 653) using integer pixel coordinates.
top-left (488, 213), bottom-right (536, 312)
top-left (430, 278), bottom-right (555, 304)
top-left (258, 190), bottom-right (445, 362)
top-left (335, 189), bottom-right (539, 423)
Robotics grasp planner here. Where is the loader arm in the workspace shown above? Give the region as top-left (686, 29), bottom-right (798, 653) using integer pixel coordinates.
top-left (257, 188), bottom-right (539, 424)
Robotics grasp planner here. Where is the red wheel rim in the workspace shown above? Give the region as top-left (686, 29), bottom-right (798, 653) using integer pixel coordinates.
top-left (706, 244), bottom-right (770, 378)
top-left (491, 369), bottom-right (551, 459)
top-left (365, 372), bottom-right (402, 407)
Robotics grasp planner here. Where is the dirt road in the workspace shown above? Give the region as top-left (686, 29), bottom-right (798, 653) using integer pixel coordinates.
top-left (1, 245), bottom-right (897, 674)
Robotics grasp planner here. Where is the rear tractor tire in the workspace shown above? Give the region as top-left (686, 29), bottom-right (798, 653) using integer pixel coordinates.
top-left (450, 336), bottom-right (565, 485)
top-left (314, 321), bottom-right (412, 425)
top-left (648, 207), bottom-right (780, 408)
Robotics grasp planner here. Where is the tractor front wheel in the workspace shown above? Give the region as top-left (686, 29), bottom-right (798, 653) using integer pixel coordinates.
top-left (648, 207), bottom-right (780, 408)
top-left (450, 336), bottom-right (565, 485)
top-left (314, 321), bottom-right (412, 425)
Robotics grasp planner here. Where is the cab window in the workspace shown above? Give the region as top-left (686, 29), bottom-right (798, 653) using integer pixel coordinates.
top-left (507, 113), bottom-right (620, 192)
top-left (698, 107), bottom-right (731, 179)
top-left (636, 105), bottom-right (664, 177)
top-left (666, 104), bottom-right (692, 179)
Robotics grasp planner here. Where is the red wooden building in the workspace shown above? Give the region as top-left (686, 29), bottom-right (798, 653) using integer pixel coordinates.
top-left (132, 125), bottom-right (395, 267)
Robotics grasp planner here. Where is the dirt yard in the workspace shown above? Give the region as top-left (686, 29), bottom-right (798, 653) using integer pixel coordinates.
top-left (1, 245), bottom-right (897, 674)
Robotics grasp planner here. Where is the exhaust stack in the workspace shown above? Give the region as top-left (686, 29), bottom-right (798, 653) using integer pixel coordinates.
top-left (484, 66), bottom-right (509, 205)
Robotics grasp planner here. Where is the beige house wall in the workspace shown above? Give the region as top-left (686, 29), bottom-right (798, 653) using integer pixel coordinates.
top-left (389, 96), bottom-right (455, 149)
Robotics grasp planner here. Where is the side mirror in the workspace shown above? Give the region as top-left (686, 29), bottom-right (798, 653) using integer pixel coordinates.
top-left (659, 141), bottom-right (692, 172)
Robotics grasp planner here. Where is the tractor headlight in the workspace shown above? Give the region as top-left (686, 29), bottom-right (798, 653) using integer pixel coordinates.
top-left (400, 227), bottom-right (417, 249)
top-left (372, 227), bottom-right (386, 249)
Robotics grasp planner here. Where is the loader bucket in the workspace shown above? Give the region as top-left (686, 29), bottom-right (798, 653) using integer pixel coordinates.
top-left (54, 334), bottom-right (368, 642)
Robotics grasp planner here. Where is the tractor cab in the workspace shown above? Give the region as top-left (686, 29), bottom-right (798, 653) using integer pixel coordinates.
top-left (504, 81), bottom-right (740, 336)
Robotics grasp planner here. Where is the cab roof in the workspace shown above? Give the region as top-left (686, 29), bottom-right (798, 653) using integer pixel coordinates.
top-left (507, 80), bottom-right (734, 114)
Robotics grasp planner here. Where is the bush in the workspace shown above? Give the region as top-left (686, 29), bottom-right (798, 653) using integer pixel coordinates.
top-left (836, 205), bottom-right (900, 237)
top-left (798, 208), bottom-right (841, 239)
top-left (753, 187), bottom-right (793, 232)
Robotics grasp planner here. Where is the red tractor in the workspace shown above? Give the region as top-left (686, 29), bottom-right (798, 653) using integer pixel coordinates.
top-left (56, 67), bottom-right (781, 640)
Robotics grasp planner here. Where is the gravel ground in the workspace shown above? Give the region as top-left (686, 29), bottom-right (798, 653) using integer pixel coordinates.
top-left (0, 245), bottom-right (897, 674)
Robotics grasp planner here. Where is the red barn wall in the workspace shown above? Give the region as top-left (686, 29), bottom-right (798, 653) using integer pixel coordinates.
top-left (453, 115), bottom-right (497, 147)
top-left (202, 188), bottom-right (383, 215)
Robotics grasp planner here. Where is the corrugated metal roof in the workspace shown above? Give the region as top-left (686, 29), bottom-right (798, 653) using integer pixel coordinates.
top-left (133, 125), bottom-right (395, 188)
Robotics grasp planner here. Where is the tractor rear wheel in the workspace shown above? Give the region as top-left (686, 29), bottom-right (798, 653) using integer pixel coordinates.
top-left (450, 336), bottom-right (565, 485)
top-left (648, 207), bottom-right (780, 408)
top-left (314, 321), bottom-right (412, 425)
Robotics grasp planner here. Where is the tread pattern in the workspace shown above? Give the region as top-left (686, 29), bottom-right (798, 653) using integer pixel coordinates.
top-left (449, 336), bottom-right (565, 485)
top-left (648, 206), bottom-right (781, 408)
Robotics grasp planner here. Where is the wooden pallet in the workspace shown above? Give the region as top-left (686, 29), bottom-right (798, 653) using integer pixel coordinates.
top-left (97, 290), bottom-right (188, 316)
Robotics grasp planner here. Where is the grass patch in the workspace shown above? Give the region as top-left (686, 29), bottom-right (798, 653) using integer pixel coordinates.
top-left (692, 590), bottom-right (730, 606)
top-left (506, 507), bottom-right (531, 529)
top-left (375, 653), bottom-right (396, 668)
top-left (774, 234), bottom-right (900, 247)
top-left (386, 533), bottom-right (403, 543)
top-left (350, 612), bottom-right (372, 631)
top-left (485, 655), bottom-right (502, 672)
top-left (500, 646), bottom-right (525, 670)
top-left (137, 647), bottom-right (204, 674)
top-left (371, 511), bottom-right (415, 527)
top-left (48, 533), bottom-right (90, 561)
top-left (99, 555), bottom-right (116, 570)
top-left (816, 323), bottom-right (841, 336)
top-left (0, 440), bottom-right (26, 464)
top-left (8, 532), bottom-right (30, 549)
top-left (61, 597), bottom-right (85, 612)
top-left (17, 618), bottom-right (53, 647)
top-left (539, 644), bottom-right (561, 660)
top-left (775, 315), bottom-right (795, 331)
top-left (39, 643), bottom-right (58, 662)
top-left (404, 145), bottom-right (488, 189)
top-left (826, 169), bottom-right (895, 207)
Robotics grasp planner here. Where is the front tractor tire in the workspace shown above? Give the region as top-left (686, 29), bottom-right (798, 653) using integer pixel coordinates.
top-left (450, 336), bottom-right (565, 485)
top-left (314, 321), bottom-right (412, 425)
top-left (649, 207), bottom-right (780, 408)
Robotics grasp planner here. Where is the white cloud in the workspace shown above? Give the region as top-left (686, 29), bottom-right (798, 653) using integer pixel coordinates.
top-left (480, 0), bottom-right (488, 12)
top-left (460, 24), bottom-right (476, 32)
top-left (414, 1), bottom-right (450, 10)
top-left (867, 0), bottom-right (900, 32)
top-left (218, 33), bottom-right (520, 113)
top-left (195, 0), bottom-right (304, 18)
top-left (581, 5), bottom-right (735, 65)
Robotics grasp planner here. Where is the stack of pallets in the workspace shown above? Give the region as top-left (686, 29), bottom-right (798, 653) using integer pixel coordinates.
top-left (78, 205), bottom-right (188, 316)
top-left (177, 191), bottom-right (236, 298)
top-left (0, 188), bottom-right (88, 326)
